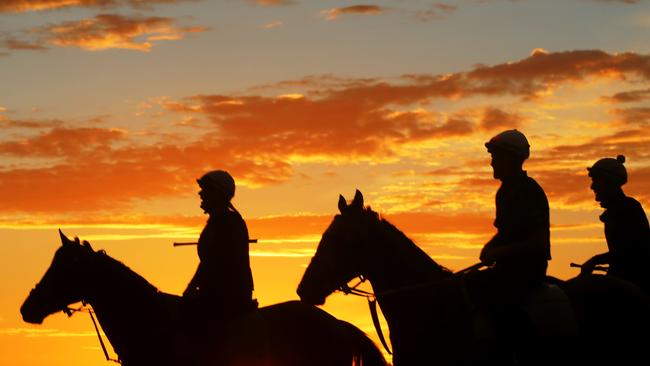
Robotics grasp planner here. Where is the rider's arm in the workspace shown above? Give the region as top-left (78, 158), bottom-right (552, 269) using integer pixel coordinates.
top-left (481, 229), bottom-right (548, 264)
top-left (580, 252), bottom-right (611, 275)
top-left (479, 234), bottom-right (499, 264)
top-left (586, 252), bottom-right (611, 265)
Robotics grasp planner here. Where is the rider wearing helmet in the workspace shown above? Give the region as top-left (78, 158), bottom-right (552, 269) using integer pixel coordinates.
top-left (580, 155), bottom-right (650, 291)
top-left (183, 170), bottom-right (255, 324)
top-left (465, 129), bottom-right (551, 324)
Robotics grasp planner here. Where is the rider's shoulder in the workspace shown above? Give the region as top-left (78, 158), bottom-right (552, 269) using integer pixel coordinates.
top-left (608, 196), bottom-right (647, 218)
top-left (622, 196), bottom-right (644, 210)
top-left (520, 173), bottom-right (548, 200)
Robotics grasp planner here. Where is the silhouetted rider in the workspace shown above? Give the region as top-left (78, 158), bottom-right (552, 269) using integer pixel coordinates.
top-left (465, 129), bottom-right (551, 316)
top-left (580, 155), bottom-right (650, 291)
top-left (183, 170), bottom-right (256, 328)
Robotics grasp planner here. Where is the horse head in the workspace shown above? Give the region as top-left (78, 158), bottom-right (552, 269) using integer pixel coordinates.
top-left (21, 230), bottom-right (96, 324)
top-left (298, 190), bottom-right (375, 305)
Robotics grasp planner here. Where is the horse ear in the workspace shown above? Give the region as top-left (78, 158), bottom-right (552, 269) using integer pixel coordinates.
top-left (59, 229), bottom-right (73, 246)
top-left (338, 194), bottom-right (348, 214)
top-left (351, 189), bottom-right (364, 211)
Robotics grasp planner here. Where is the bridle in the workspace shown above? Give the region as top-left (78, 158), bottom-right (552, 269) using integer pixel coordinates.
top-left (28, 250), bottom-right (121, 364)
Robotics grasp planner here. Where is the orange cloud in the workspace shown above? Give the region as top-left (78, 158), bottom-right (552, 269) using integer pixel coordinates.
top-left (251, 0), bottom-right (293, 6)
top-left (0, 123), bottom-right (295, 212)
top-left (248, 74), bottom-right (382, 94)
top-left (0, 101), bottom-right (477, 213)
top-left (539, 129), bottom-right (650, 164)
top-left (532, 130), bottom-right (650, 205)
top-left (535, 169), bottom-right (593, 205)
top-left (0, 127), bottom-right (127, 157)
top-left (415, 3), bottom-right (457, 22)
top-left (535, 166), bottom-right (650, 208)
top-left (1, 49), bottom-right (649, 214)
top-left (310, 50), bottom-right (650, 102)
top-left (612, 107), bottom-right (650, 125)
top-left (0, 0), bottom-right (195, 13)
top-left (322, 5), bottom-right (387, 21)
top-left (466, 50), bottom-right (650, 98)
top-left (480, 107), bottom-right (525, 130)
top-left (170, 93), bottom-right (475, 159)
top-left (433, 3), bottom-right (457, 12)
top-left (254, 49), bottom-right (648, 101)
top-left (0, 117), bottom-right (63, 129)
top-left (592, 0), bottom-right (640, 3)
top-left (37, 14), bottom-right (208, 52)
top-left (602, 88), bottom-right (650, 103)
top-left (2, 38), bottom-right (48, 51)
top-left (0, 162), bottom-right (184, 212)
top-left (626, 167), bottom-right (650, 205)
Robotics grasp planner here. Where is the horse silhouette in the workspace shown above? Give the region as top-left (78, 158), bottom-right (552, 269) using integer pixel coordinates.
top-left (21, 230), bottom-right (387, 366)
top-left (297, 190), bottom-right (650, 366)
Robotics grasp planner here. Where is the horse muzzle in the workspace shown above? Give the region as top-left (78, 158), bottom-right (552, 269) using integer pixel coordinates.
top-left (20, 298), bottom-right (46, 324)
top-left (20, 307), bottom-right (45, 324)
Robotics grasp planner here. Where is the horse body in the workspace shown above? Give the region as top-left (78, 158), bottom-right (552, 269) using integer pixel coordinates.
top-left (298, 190), bottom-right (650, 365)
top-left (21, 231), bottom-right (386, 366)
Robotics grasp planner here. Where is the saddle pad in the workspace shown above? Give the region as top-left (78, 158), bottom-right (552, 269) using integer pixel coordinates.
top-left (524, 283), bottom-right (578, 338)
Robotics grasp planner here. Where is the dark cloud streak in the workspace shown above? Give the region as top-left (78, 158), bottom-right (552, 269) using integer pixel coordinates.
top-left (0, 0), bottom-right (198, 13)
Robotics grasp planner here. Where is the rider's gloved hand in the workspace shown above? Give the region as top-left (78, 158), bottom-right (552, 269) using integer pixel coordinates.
top-left (479, 244), bottom-right (496, 266)
top-left (580, 259), bottom-right (595, 276)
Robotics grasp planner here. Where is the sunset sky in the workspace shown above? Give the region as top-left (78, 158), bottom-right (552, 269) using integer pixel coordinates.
top-left (1, 0), bottom-right (650, 364)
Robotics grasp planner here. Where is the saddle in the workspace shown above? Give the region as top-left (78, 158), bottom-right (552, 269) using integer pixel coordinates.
top-left (471, 282), bottom-right (578, 340)
top-left (523, 282), bottom-right (578, 338)
top-left (158, 293), bottom-right (271, 365)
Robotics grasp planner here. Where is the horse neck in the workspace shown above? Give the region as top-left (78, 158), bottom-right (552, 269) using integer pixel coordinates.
top-left (82, 252), bottom-right (161, 361)
top-left (359, 219), bottom-right (453, 353)
top-left (364, 219), bottom-right (447, 291)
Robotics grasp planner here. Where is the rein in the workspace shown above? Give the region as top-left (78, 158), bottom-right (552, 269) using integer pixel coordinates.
top-left (338, 276), bottom-right (391, 355)
top-left (65, 302), bottom-right (121, 364)
top-left (339, 262), bottom-right (484, 298)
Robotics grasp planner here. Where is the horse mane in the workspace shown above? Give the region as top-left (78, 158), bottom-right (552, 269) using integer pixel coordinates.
top-left (362, 206), bottom-right (452, 276)
top-left (93, 250), bottom-right (159, 296)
